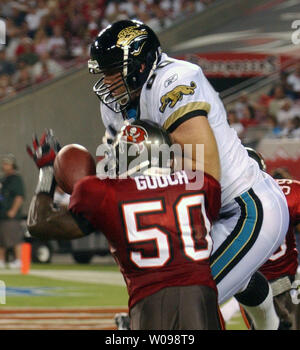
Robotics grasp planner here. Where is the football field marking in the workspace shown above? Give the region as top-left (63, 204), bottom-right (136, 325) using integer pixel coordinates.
top-left (1, 269), bottom-right (125, 286)
top-left (0, 307), bottom-right (128, 330)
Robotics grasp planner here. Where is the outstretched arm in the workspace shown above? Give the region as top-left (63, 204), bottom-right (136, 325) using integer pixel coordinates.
top-left (27, 192), bottom-right (85, 240)
top-left (26, 130), bottom-right (86, 240)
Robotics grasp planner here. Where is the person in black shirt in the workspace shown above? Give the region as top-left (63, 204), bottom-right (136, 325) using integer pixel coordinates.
top-left (0, 154), bottom-right (25, 269)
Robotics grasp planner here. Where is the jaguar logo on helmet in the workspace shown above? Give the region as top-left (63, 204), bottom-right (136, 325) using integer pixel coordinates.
top-left (116, 26), bottom-right (147, 55)
top-left (121, 125), bottom-right (148, 144)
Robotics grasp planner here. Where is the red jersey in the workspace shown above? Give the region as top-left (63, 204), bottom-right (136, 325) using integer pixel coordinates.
top-left (69, 170), bottom-right (221, 309)
top-left (259, 179), bottom-right (300, 281)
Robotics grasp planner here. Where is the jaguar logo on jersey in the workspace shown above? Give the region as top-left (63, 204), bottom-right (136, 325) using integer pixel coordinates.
top-left (121, 125), bottom-right (148, 144)
top-left (159, 81), bottom-right (197, 113)
top-left (117, 26), bottom-right (147, 55)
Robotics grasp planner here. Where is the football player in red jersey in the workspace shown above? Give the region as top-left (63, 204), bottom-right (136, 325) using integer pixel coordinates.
top-left (246, 148), bottom-right (300, 330)
top-left (26, 121), bottom-right (223, 330)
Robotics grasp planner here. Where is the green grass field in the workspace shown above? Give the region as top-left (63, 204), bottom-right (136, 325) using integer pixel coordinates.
top-left (0, 262), bottom-right (247, 329)
top-left (226, 313), bottom-right (248, 330)
top-left (0, 263), bottom-right (128, 308)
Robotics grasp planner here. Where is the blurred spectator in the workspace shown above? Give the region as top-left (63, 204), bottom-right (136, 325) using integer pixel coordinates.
top-left (5, 19), bottom-right (24, 61)
top-left (105, 1), bottom-right (128, 22)
top-left (16, 37), bottom-right (39, 66)
top-left (34, 60), bottom-right (53, 84)
top-left (150, 0), bottom-right (172, 31)
top-left (13, 64), bottom-right (33, 92)
top-left (291, 116), bottom-right (300, 138)
top-left (0, 87), bottom-right (6, 100)
top-left (268, 72), bottom-right (296, 100)
top-left (278, 71), bottom-right (296, 100)
top-left (255, 104), bottom-right (272, 126)
top-left (119, 0), bottom-right (139, 19)
top-left (0, 0), bottom-right (14, 18)
top-left (25, 3), bottom-right (49, 38)
top-left (268, 84), bottom-right (287, 118)
top-left (0, 49), bottom-right (16, 77)
top-left (0, 74), bottom-right (16, 99)
top-left (287, 63), bottom-right (300, 97)
top-left (34, 28), bottom-right (50, 56)
top-left (256, 93), bottom-right (272, 109)
top-left (234, 92), bottom-right (249, 120)
top-left (47, 25), bottom-right (67, 60)
top-left (265, 114), bottom-right (283, 138)
top-left (280, 116), bottom-right (300, 138)
top-left (227, 109), bottom-right (244, 137)
top-left (0, 154), bottom-right (25, 270)
top-left (182, 0), bottom-right (206, 15)
top-left (32, 52), bottom-right (63, 82)
top-left (276, 98), bottom-right (300, 128)
top-left (10, 3), bottom-right (27, 28)
top-left (240, 105), bottom-right (258, 129)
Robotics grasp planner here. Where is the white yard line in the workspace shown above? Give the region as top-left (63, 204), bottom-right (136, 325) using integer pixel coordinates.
top-left (1, 269), bottom-right (126, 286)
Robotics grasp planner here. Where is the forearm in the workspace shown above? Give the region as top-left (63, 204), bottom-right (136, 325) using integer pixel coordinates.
top-left (27, 193), bottom-right (84, 240)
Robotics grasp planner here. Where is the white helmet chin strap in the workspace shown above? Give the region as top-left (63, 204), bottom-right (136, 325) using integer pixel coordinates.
top-left (147, 47), bottom-right (162, 81)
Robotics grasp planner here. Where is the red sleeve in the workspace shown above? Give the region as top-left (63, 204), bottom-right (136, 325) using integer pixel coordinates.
top-left (289, 181), bottom-right (300, 225)
top-left (203, 172), bottom-right (221, 222)
top-left (276, 179), bottom-right (300, 225)
top-left (69, 175), bottom-right (106, 231)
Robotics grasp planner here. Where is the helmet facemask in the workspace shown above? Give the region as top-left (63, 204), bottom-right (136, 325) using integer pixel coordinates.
top-left (89, 56), bottom-right (141, 113)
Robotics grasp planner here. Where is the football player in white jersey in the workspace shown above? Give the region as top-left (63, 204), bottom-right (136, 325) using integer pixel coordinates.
top-left (88, 20), bottom-right (290, 329)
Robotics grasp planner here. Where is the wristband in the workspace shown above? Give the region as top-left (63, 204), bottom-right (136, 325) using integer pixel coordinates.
top-left (270, 276), bottom-right (292, 297)
top-left (35, 166), bottom-right (56, 197)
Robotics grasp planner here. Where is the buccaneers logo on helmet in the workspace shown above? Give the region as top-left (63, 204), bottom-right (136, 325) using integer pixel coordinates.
top-left (121, 125), bottom-right (148, 144)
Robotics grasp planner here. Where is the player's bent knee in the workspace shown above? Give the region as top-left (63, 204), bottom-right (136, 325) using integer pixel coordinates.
top-left (235, 271), bottom-right (269, 307)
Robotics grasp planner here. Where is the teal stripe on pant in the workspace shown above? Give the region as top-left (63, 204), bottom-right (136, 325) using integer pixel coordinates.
top-left (211, 191), bottom-right (259, 281)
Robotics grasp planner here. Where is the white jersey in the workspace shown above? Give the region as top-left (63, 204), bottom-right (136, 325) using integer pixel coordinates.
top-left (100, 53), bottom-right (263, 206)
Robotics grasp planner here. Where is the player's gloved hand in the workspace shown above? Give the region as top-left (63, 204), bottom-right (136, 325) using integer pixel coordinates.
top-left (27, 129), bottom-right (61, 196)
top-left (26, 129), bottom-right (61, 168)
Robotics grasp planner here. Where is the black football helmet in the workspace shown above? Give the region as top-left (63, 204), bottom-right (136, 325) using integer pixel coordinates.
top-left (245, 147), bottom-right (266, 172)
top-left (89, 20), bottom-right (162, 112)
top-left (112, 119), bottom-right (173, 177)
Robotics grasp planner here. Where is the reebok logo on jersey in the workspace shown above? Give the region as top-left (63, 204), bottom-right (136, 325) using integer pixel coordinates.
top-left (164, 73), bottom-right (178, 88)
top-left (159, 81), bottom-right (197, 113)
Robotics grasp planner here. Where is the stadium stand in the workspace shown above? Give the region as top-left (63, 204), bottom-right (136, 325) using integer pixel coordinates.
top-left (0, 0), bottom-right (217, 101)
top-left (227, 69), bottom-right (300, 142)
